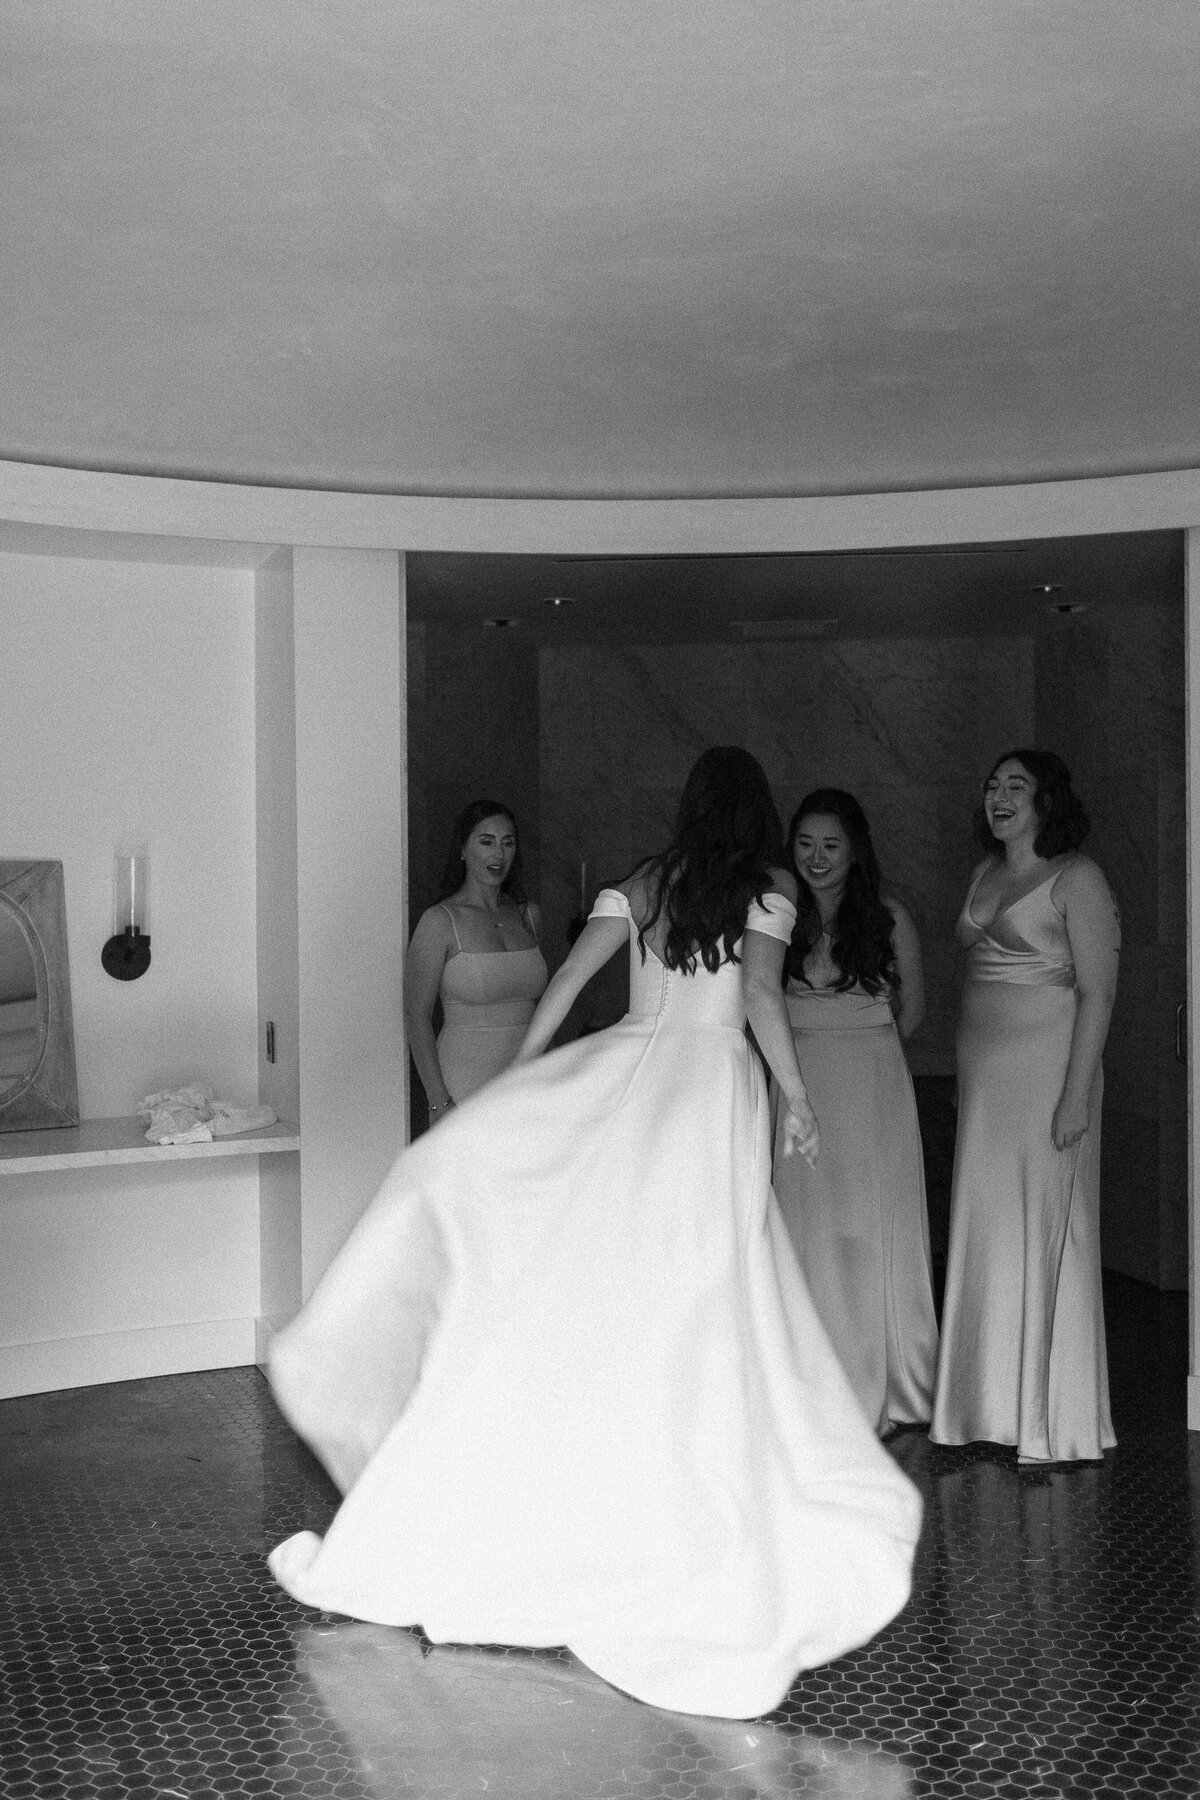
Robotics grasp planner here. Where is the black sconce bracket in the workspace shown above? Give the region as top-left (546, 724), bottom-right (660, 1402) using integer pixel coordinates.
top-left (102, 928), bottom-right (152, 981)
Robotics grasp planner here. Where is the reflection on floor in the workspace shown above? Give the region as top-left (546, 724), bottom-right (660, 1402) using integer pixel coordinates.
top-left (0, 1274), bottom-right (1195, 1799)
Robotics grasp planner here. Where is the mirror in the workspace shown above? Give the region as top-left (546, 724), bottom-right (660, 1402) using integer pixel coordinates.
top-left (0, 861), bottom-right (79, 1131)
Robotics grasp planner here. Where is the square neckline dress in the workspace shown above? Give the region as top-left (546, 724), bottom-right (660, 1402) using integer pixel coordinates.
top-left (436, 902), bottom-right (548, 1102)
top-left (268, 889), bottom-right (921, 1720)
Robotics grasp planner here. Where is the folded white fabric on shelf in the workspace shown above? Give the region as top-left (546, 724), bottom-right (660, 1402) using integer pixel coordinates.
top-left (139, 1083), bottom-right (276, 1145)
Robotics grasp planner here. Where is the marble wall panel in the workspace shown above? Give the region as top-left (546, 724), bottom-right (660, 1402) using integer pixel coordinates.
top-left (1157, 1071), bottom-right (1189, 1291)
top-left (408, 622), bottom-right (540, 919)
top-left (1036, 617), bottom-right (1121, 783)
top-left (818, 638), bottom-right (1035, 790)
top-left (733, 646), bottom-right (824, 802)
top-left (1099, 1110), bottom-right (1160, 1287)
top-left (539, 636), bottom-right (1037, 1075)
top-left (850, 778), bottom-right (984, 937)
top-left (617, 647), bottom-right (746, 787)
top-left (1158, 762), bottom-right (1186, 948)
top-left (1087, 766), bottom-right (1159, 948)
top-left (1103, 608), bottom-right (1181, 772)
top-left (1031, 603), bottom-right (1185, 1280)
top-left (910, 939), bottom-right (961, 1079)
top-left (1103, 943), bottom-right (1160, 1120)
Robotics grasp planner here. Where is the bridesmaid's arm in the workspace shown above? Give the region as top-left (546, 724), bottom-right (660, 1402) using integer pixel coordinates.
top-left (742, 871), bottom-right (819, 1166)
top-left (513, 914), bottom-right (628, 1062)
top-left (1053, 857), bottom-right (1121, 1151)
top-left (885, 899), bottom-right (926, 1041)
top-left (403, 908), bottom-right (455, 1116)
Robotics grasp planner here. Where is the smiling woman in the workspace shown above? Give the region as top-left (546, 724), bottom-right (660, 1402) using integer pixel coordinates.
top-left (931, 750), bottom-right (1121, 1465)
top-left (403, 801), bottom-right (548, 1123)
top-left (771, 790), bottom-right (938, 1438)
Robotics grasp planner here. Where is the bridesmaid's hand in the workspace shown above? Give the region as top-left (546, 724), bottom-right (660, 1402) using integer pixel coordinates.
top-left (1052, 1095), bottom-right (1088, 1151)
top-left (781, 1094), bottom-right (820, 1167)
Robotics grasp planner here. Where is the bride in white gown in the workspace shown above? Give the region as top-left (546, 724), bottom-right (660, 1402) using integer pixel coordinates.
top-left (268, 747), bottom-right (922, 1720)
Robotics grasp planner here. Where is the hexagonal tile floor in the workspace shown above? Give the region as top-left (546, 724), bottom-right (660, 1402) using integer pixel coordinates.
top-left (1, 1273), bottom-right (1195, 1798)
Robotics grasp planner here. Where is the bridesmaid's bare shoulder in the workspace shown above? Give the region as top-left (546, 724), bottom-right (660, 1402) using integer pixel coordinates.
top-left (1050, 853), bottom-right (1115, 910)
top-left (411, 900), bottom-right (457, 952)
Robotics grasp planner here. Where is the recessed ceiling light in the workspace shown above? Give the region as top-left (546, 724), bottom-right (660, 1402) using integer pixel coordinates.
top-left (483, 617), bottom-right (520, 629)
top-left (541, 595), bottom-right (577, 608)
top-left (1032, 583), bottom-right (1063, 595)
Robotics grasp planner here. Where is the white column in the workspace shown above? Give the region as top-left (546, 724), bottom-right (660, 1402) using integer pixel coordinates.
top-left (255, 549), bottom-right (302, 1354)
top-left (293, 547), bottom-right (408, 1297)
top-left (1186, 527), bottom-right (1200, 1429)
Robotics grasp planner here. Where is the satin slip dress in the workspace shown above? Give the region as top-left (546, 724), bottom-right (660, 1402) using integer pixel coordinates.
top-left (771, 980), bottom-right (938, 1437)
top-left (930, 858), bottom-right (1116, 1463)
top-left (436, 903), bottom-right (548, 1102)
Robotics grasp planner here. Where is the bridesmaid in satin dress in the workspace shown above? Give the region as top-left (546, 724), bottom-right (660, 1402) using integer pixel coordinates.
top-left (405, 801), bottom-right (548, 1123)
top-left (931, 750), bottom-right (1121, 1465)
top-left (771, 789), bottom-right (938, 1436)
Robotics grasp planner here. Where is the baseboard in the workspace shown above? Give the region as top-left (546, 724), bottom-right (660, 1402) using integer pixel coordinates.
top-left (255, 1312), bottom-right (290, 1372)
top-left (0, 1317), bottom-right (259, 1400)
top-left (1189, 1374), bottom-right (1200, 1433)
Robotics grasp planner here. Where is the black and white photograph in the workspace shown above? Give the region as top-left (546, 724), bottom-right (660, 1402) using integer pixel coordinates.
top-left (1, 5), bottom-right (1197, 1796)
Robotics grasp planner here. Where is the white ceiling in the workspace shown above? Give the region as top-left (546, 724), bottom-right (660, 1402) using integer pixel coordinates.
top-left (3, 2), bottom-right (1199, 502)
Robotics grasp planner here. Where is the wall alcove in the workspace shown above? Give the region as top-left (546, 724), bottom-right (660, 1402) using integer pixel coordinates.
top-left (406, 532), bottom-right (1187, 1294)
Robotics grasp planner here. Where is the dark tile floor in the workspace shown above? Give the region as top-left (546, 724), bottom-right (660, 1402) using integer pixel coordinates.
top-left (1, 1275), bottom-right (1196, 1799)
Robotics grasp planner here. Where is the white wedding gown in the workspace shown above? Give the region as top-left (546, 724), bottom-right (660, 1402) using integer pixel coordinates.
top-left (268, 889), bottom-right (921, 1720)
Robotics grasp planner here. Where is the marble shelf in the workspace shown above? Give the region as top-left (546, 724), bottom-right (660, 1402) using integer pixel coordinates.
top-left (0, 1117), bottom-right (300, 1175)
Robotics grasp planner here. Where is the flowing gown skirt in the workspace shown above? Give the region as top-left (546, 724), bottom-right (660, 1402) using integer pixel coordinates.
top-left (268, 1008), bottom-right (921, 1719)
top-left (772, 991), bottom-right (938, 1435)
top-left (931, 978), bottom-right (1114, 1462)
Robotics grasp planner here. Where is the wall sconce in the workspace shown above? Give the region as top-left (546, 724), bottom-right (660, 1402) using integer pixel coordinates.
top-left (101, 851), bottom-right (152, 981)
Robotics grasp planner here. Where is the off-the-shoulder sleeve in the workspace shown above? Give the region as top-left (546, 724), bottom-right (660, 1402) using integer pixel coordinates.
top-left (745, 891), bottom-right (797, 943)
top-left (588, 888), bottom-right (632, 921)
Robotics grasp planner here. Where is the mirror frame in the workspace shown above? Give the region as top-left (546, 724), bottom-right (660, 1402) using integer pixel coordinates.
top-left (0, 860), bottom-right (80, 1131)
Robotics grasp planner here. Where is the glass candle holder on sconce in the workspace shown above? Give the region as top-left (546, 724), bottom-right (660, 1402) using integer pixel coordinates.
top-left (101, 851), bottom-right (152, 981)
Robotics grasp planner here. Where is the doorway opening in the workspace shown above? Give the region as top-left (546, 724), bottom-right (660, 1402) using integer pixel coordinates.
top-left (405, 530), bottom-right (1186, 1296)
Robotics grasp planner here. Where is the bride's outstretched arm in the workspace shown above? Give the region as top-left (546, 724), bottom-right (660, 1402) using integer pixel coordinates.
top-left (513, 915), bottom-right (628, 1062)
top-left (742, 916), bottom-right (820, 1167)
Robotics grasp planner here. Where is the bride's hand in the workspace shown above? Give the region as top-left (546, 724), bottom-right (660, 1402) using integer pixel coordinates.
top-left (781, 1093), bottom-right (819, 1167)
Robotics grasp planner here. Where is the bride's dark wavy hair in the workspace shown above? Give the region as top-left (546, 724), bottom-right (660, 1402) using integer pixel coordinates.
top-left (631, 746), bottom-right (786, 974)
top-left (436, 799), bottom-right (527, 903)
top-left (784, 789), bottom-right (899, 996)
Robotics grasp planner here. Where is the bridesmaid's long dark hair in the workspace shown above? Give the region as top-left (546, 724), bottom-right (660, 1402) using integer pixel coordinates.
top-left (784, 789), bottom-right (898, 996)
top-left (437, 799), bottom-right (528, 903)
top-left (631, 746), bottom-right (786, 974)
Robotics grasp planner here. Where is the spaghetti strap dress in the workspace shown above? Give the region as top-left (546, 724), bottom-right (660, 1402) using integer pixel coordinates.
top-left (436, 903), bottom-right (548, 1102)
top-left (930, 860), bottom-right (1116, 1463)
top-left (771, 985), bottom-right (938, 1436)
top-left (268, 890), bottom-right (921, 1720)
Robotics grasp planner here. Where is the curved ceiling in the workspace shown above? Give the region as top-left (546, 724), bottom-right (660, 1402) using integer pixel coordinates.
top-left (3, 2), bottom-right (1198, 500)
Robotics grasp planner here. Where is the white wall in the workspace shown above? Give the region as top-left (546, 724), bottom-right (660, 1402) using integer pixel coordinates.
top-left (2, 552), bottom-right (260, 1112)
top-left (293, 547), bottom-right (408, 1295)
top-left (0, 551), bottom-right (261, 1396)
top-left (255, 549), bottom-right (302, 1351)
